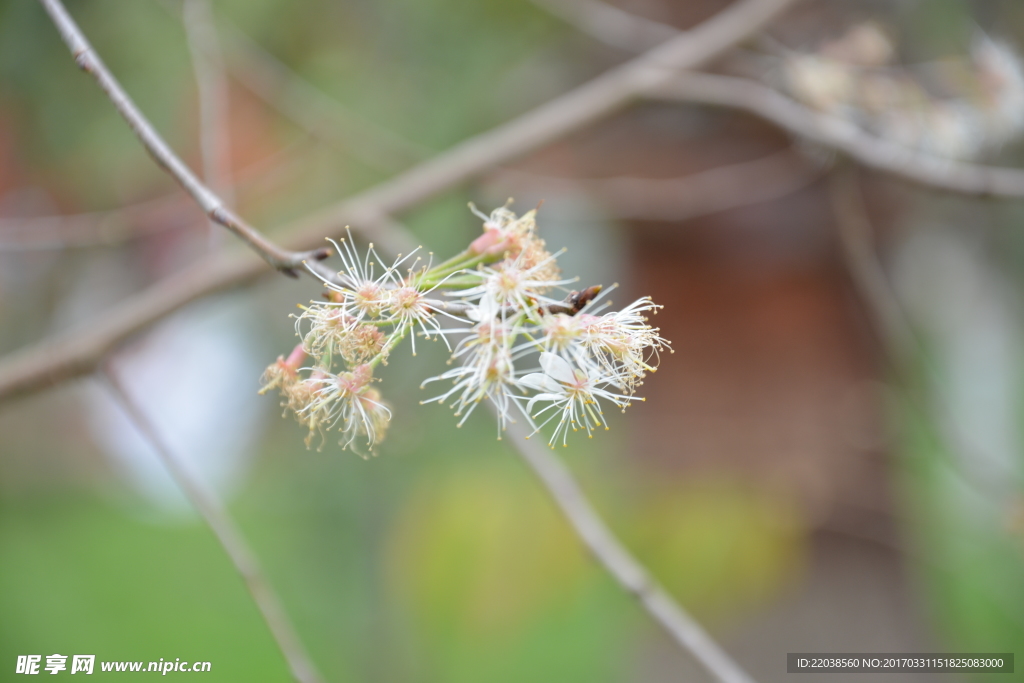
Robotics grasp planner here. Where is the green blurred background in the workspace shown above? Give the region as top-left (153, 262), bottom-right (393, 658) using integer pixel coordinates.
top-left (1, 0), bottom-right (1022, 681)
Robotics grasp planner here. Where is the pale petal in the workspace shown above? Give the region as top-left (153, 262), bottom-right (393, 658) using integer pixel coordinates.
top-left (540, 352), bottom-right (575, 384)
top-left (527, 393), bottom-right (566, 413)
top-left (519, 373), bottom-right (562, 393)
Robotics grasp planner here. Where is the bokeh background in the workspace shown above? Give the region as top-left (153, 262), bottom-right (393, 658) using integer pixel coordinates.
top-left (1, 0), bottom-right (1023, 681)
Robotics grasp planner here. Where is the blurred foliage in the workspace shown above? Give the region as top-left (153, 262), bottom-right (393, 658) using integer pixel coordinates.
top-left (625, 478), bottom-right (806, 625)
top-left (895, 395), bottom-right (1024, 663)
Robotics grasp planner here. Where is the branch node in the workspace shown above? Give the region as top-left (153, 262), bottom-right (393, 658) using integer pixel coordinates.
top-left (309, 246), bottom-right (332, 261)
top-left (73, 48), bottom-right (91, 71)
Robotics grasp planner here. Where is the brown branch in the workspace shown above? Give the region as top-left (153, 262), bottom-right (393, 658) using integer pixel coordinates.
top-left (499, 409), bottom-right (757, 683)
top-left (0, 139), bottom-right (314, 252)
top-left (224, 16), bottom-right (815, 225)
top-left (1, 0), bottom-right (798, 405)
top-left (828, 166), bottom-right (915, 362)
top-left (654, 72), bottom-right (1024, 197)
top-left (0, 195), bottom-right (188, 252)
top-left (828, 166), bottom-right (1023, 500)
top-left (183, 0), bottom-right (234, 234)
top-left (491, 146), bottom-right (824, 222)
top-left (37, 0), bottom-right (329, 274)
top-left (529, 0), bottom-right (678, 52)
top-left (218, 19), bottom-right (431, 173)
top-left (102, 365), bottom-right (325, 683)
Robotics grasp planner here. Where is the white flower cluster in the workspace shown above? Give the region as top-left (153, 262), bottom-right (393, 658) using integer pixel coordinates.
top-left (261, 203), bottom-right (670, 454)
top-left (781, 23), bottom-right (1024, 160)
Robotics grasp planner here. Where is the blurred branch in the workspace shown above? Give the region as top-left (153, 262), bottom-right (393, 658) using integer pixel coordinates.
top-left (1, 0), bottom-right (798, 404)
top-left (102, 365), bottom-right (324, 683)
top-left (654, 72), bottom-right (1024, 197)
top-left (0, 139), bottom-right (311, 252)
top-left (529, 0), bottom-right (677, 52)
top-left (500, 411), bottom-right (757, 683)
top-left (183, 0), bottom-right (234, 244)
top-left (218, 19), bottom-right (431, 173)
top-left (0, 195), bottom-right (188, 252)
top-left (493, 146), bottom-right (823, 221)
top-left (37, 0), bottom-right (331, 274)
top-left (829, 167), bottom-right (915, 363)
top-left (828, 165), bottom-right (1022, 503)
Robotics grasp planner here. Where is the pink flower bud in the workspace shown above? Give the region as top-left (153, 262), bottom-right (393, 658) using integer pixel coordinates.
top-left (283, 343), bottom-right (308, 372)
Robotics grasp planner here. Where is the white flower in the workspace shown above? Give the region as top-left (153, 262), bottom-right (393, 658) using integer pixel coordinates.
top-left (386, 285), bottom-right (450, 355)
top-left (303, 232), bottom-right (466, 358)
top-left (468, 203), bottom-right (537, 256)
top-left (458, 251), bottom-right (575, 321)
top-left (784, 54), bottom-right (856, 115)
top-left (313, 231), bottom-right (403, 322)
top-left (539, 312), bottom-right (584, 352)
top-left (267, 201), bottom-right (673, 451)
top-left (293, 304), bottom-right (357, 363)
top-left (421, 319), bottom-right (527, 435)
top-left (518, 352), bottom-right (638, 447)
top-left (533, 294), bottom-right (669, 391)
top-left (293, 365), bottom-right (391, 455)
top-left (577, 297), bottom-right (669, 388)
top-left (974, 37), bottom-right (1024, 144)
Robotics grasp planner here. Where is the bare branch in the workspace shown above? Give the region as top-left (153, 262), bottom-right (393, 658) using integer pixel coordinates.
top-left (654, 72), bottom-right (1024, 197)
top-left (499, 409), bottom-right (757, 683)
top-left (0, 138), bottom-right (311, 252)
top-left (529, 0), bottom-right (678, 52)
top-left (0, 195), bottom-right (187, 252)
top-left (828, 166), bottom-right (1023, 499)
top-left (36, 0), bottom-right (330, 273)
top-left (492, 147), bottom-right (824, 221)
top-left (102, 365), bottom-right (324, 683)
top-left (218, 20), bottom-right (431, 173)
top-left (183, 0), bottom-right (234, 223)
top-left (2, 0), bottom-right (798, 404)
top-left (828, 166), bottom-right (915, 362)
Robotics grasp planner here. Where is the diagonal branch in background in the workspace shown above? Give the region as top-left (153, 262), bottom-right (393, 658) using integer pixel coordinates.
top-left (37, 0), bottom-right (330, 275)
top-left (499, 409), bottom-right (757, 683)
top-left (654, 72), bottom-right (1024, 197)
top-left (491, 146), bottom-right (824, 222)
top-left (183, 0), bottom-right (234, 232)
top-left (528, 0), bottom-right (678, 53)
top-left (218, 19), bottom-right (432, 173)
top-left (828, 166), bottom-right (1023, 502)
top-left (1, 0), bottom-right (800, 404)
top-left (829, 166), bottom-right (915, 363)
top-left (222, 10), bottom-right (816, 224)
top-left (0, 138), bottom-right (312, 252)
top-left (102, 365), bottom-right (325, 683)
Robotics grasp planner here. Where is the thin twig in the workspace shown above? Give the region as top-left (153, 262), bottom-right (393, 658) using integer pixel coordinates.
top-left (224, 15), bottom-right (817, 223)
top-left (497, 408), bottom-right (757, 683)
top-left (828, 166), bottom-right (1022, 500)
top-left (101, 364), bottom-right (325, 683)
top-left (0, 139), bottom-right (312, 252)
top-left (2, 0), bottom-right (799, 405)
top-left (654, 72), bottom-right (1024, 197)
top-left (183, 0), bottom-right (234, 247)
top-left (829, 167), bottom-right (915, 362)
top-left (0, 195), bottom-right (188, 251)
top-left (37, 0), bottom-right (330, 274)
top-left (491, 146), bottom-right (824, 222)
top-left (218, 19), bottom-right (431, 173)
top-left (529, 0), bottom-right (678, 52)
